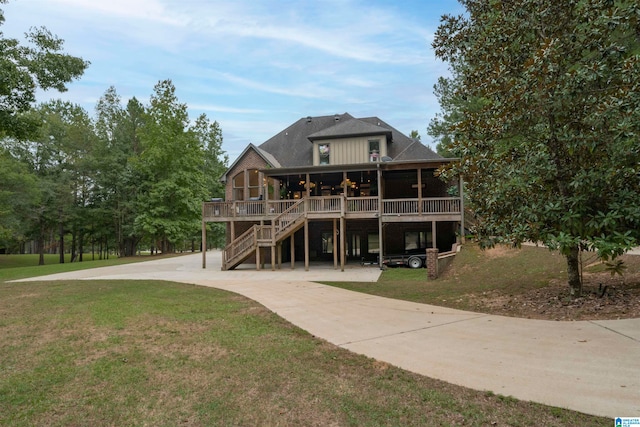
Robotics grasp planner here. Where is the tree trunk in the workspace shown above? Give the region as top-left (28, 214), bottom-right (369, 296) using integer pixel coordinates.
top-left (566, 245), bottom-right (582, 297)
top-left (71, 229), bottom-right (76, 262)
top-left (78, 230), bottom-right (83, 262)
top-left (59, 221), bottom-right (65, 264)
top-left (38, 221), bottom-right (45, 266)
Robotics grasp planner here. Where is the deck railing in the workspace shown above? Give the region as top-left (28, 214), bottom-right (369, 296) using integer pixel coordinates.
top-left (381, 199), bottom-right (419, 215)
top-left (307, 196), bottom-right (342, 213)
top-left (382, 197), bottom-right (461, 216)
top-left (273, 199), bottom-right (306, 238)
top-left (346, 196), bottom-right (379, 213)
top-left (421, 198), bottom-right (461, 215)
top-left (205, 196), bottom-right (461, 220)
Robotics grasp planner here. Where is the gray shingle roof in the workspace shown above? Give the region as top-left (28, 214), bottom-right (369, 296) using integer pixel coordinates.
top-left (258, 113), bottom-right (353, 167)
top-left (307, 118), bottom-right (392, 141)
top-left (256, 113), bottom-right (442, 167)
top-left (220, 143), bottom-right (281, 182)
top-left (393, 139), bottom-right (440, 161)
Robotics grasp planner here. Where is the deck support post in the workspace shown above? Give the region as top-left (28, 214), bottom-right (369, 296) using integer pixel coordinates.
top-left (271, 244), bottom-right (276, 271)
top-left (459, 175), bottom-right (465, 244)
top-left (432, 221), bottom-right (437, 251)
top-left (256, 241), bottom-right (260, 271)
top-left (304, 219), bottom-right (309, 271)
top-left (290, 234), bottom-right (295, 269)
top-left (377, 165), bottom-right (384, 269)
top-left (277, 243), bottom-right (282, 269)
top-left (333, 218), bottom-right (338, 269)
top-left (202, 203), bottom-right (206, 269)
top-left (340, 216), bottom-right (345, 272)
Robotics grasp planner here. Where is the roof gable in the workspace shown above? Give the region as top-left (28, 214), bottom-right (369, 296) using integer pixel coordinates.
top-left (393, 140), bottom-right (440, 161)
top-left (258, 113), bottom-right (354, 167)
top-left (221, 143), bottom-right (280, 182)
top-left (307, 118), bottom-right (392, 141)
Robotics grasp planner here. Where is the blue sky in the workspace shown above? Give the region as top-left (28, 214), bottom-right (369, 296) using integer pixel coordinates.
top-left (2, 0), bottom-right (464, 162)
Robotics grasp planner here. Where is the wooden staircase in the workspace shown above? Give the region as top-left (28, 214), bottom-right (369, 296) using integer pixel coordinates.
top-left (222, 199), bottom-right (307, 270)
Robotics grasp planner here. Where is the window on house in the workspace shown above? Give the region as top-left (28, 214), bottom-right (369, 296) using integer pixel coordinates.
top-left (368, 233), bottom-right (379, 254)
top-left (404, 231), bottom-right (431, 251)
top-left (248, 169), bottom-right (260, 198)
top-left (322, 232), bottom-right (333, 254)
top-left (349, 234), bottom-right (360, 257)
top-left (369, 140), bottom-right (380, 162)
top-left (232, 172), bottom-right (244, 200)
top-left (319, 144), bottom-right (330, 165)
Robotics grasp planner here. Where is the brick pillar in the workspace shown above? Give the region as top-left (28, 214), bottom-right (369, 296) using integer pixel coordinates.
top-left (426, 248), bottom-right (439, 280)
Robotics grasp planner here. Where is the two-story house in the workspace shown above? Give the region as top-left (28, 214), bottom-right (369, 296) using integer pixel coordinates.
top-left (201, 113), bottom-right (463, 271)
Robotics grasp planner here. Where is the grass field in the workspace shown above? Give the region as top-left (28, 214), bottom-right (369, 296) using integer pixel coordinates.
top-left (0, 251), bottom-right (611, 426)
top-left (0, 253), bottom-right (181, 282)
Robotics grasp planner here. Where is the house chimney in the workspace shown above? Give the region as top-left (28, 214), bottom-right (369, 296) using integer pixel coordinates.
top-left (334, 114), bottom-right (340, 121)
top-left (306, 116), bottom-right (312, 123)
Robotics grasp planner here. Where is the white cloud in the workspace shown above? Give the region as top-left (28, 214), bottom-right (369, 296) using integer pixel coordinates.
top-left (51, 0), bottom-right (183, 25)
top-left (189, 104), bottom-right (265, 114)
top-left (213, 71), bottom-right (345, 100)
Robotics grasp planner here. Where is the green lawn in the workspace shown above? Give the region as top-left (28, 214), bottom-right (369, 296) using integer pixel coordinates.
top-left (0, 252), bottom-right (610, 426)
top-left (0, 253), bottom-right (180, 282)
top-left (325, 244), bottom-right (638, 312)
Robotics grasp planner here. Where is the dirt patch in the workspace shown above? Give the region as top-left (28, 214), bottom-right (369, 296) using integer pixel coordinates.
top-left (467, 271), bottom-right (640, 321)
top-left (482, 245), bottom-right (519, 259)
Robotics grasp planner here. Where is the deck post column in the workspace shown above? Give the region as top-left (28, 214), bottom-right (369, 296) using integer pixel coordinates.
top-left (271, 245), bottom-right (276, 271)
top-left (277, 243), bottom-right (282, 269)
top-left (290, 234), bottom-right (295, 269)
top-left (202, 203), bottom-right (206, 269)
top-left (417, 168), bottom-right (423, 215)
top-left (340, 216), bottom-right (345, 272)
top-left (377, 165), bottom-right (384, 268)
top-left (432, 221), bottom-right (437, 251)
top-left (255, 234), bottom-right (260, 271)
top-left (459, 175), bottom-right (465, 244)
top-left (304, 219), bottom-right (309, 271)
top-left (333, 218), bottom-right (338, 269)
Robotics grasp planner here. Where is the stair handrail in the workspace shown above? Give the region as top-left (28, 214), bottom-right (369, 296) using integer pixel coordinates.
top-left (222, 225), bottom-right (258, 267)
top-left (272, 199), bottom-right (306, 241)
top-left (222, 199), bottom-right (307, 270)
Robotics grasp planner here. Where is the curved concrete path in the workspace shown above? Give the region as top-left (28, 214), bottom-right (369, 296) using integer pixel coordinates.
top-left (15, 251), bottom-right (640, 418)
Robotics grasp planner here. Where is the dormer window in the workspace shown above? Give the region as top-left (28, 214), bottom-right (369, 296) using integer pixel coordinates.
top-left (318, 144), bottom-right (330, 165)
top-left (369, 140), bottom-right (380, 162)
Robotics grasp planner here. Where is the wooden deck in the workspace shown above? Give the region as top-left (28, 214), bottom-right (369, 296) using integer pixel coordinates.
top-left (203, 196), bottom-right (462, 223)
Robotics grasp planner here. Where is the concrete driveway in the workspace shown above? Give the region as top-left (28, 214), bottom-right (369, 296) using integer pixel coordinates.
top-left (15, 251), bottom-right (640, 419)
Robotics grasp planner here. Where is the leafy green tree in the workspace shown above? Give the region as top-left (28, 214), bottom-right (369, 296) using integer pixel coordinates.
top-left (134, 80), bottom-right (208, 252)
top-left (0, 149), bottom-right (39, 251)
top-left (192, 113), bottom-right (228, 249)
top-left (428, 76), bottom-right (467, 158)
top-left (21, 101), bottom-right (95, 264)
top-left (193, 114), bottom-right (227, 199)
top-left (433, 0), bottom-right (640, 296)
top-left (0, 0), bottom-right (88, 140)
top-left (94, 87), bottom-right (145, 256)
